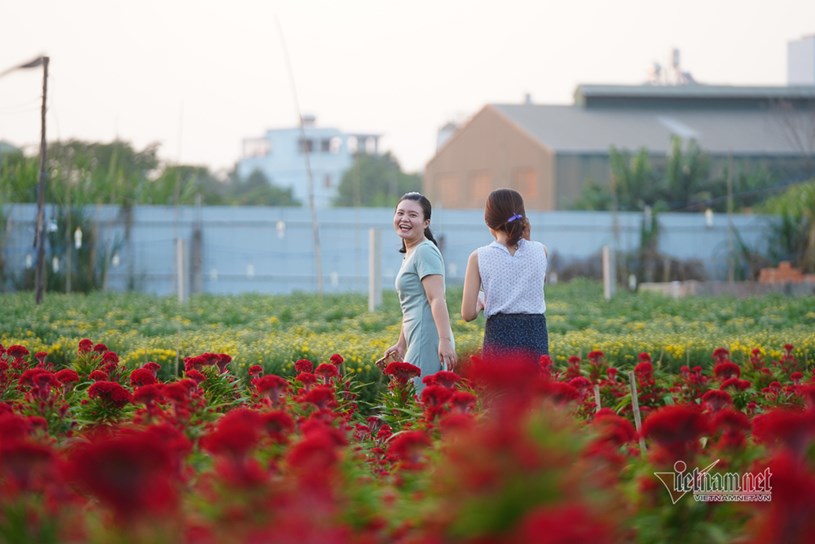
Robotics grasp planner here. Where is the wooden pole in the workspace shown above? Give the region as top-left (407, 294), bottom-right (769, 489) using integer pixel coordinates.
top-left (628, 370), bottom-right (647, 455)
top-left (34, 56), bottom-right (49, 304)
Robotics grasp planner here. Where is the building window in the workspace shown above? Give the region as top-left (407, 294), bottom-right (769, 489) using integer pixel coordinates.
top-left (365, 136), bottom-right (377, 154)
top-left (347, 136), bottom-right (358, 154)
top-left (243, 138), bottom-right (271, 158)
top-left (321, 139), bottom-right (331, 153)
top-left (330, 137), bottom-right (342, 154)
top-left (324, 174), bottom-right (332, 188)
top-left (298, 139), bottom-right (314, 154)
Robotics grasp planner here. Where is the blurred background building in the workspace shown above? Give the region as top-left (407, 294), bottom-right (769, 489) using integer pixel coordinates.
top-left (236, 115), bottom-right (381, 208)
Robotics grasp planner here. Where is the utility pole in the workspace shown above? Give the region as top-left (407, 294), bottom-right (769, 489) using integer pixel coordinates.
top-left (0, 56), bottom-right (49, 302)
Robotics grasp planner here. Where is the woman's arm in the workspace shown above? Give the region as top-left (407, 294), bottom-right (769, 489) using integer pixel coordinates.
top-left (422, 274), bottom-right (457, 370)
top-left (461, 250), bottom-right (482, 322)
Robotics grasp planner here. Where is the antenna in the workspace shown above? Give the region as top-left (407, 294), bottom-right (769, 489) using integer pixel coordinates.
top-left (275, 15), bottom-right (324, 295)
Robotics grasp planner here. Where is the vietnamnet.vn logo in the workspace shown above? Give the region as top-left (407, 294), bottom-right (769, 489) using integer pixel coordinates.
top-left (654, 459), bottom-right (773, 504)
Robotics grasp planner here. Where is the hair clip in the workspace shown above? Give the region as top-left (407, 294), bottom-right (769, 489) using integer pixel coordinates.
top-left (507, 213), bottom-right (523, 223)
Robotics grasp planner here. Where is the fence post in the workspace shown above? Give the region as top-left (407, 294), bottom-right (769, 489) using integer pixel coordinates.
top-left (368, 227), bottom-right (381, 312)
top-left (602, 245), bottom-right (616, 301)
top-left (176, 238), bottom-right (186, 303)
top-left (628, 370), bottom-right (647, 456)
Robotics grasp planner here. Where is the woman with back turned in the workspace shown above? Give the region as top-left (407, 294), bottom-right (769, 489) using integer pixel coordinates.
top-left (383, 192), bottom-right (457, 391)
top-left (461, 188), bottom-right (549, 365)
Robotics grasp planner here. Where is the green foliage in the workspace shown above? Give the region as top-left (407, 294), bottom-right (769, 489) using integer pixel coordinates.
top-left (0, 280), bottom-right (812, 404)
top-left (611, 146), bottom-right (655, 210)
top-left (333, 152), bottom-right (421, 207)
top-left (759, 180), bottom-right (815, 272)
top-left (224, 168), bottom-right (300, 206)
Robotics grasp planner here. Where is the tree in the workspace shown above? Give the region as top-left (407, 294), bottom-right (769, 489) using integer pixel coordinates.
top-left (760, 180), bottom-right (815, 273)
top-left (660, 137), bottom-right (711, 211)
top-left (224, 169), bottom-right (300, 206)
top-left (333, 153), bottom-right (421, 207)
top-left (610, 147), bottom-right (655, 211)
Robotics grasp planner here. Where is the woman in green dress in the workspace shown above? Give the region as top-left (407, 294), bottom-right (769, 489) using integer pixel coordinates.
top-left (383, 192), bottom-right (457, 392)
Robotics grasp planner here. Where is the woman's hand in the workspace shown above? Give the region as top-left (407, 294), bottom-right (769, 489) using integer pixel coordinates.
top-left (384, 344), bottom-right (404, 361)
top-left (438, 338), bottom-right (457, 371)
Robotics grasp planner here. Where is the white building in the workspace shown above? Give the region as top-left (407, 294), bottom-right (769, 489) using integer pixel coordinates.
top-left (788, 34), bottom-right (815, 85)
top-left (236, 116), bottom-right (380, 208)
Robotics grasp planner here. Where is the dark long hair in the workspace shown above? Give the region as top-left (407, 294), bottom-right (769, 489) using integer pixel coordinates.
top-left (397, 192), bottom-right (438, 253)
top-left (484, 188), bottom-right (528, 247)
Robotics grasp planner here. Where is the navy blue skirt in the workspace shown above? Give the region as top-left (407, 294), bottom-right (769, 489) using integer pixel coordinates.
top-left (483, 313), bottom-right (549, 364)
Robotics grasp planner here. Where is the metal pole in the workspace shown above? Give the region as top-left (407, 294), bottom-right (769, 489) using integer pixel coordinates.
top-left (34, 56), bottom-right (49, 304)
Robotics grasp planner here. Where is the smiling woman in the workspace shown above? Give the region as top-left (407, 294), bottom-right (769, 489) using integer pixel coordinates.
top-left (383, 192), bottom-right (457, 392)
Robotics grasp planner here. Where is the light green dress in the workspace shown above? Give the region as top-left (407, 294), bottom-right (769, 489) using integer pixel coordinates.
top-left (395, 240), bottom-right (455, 391)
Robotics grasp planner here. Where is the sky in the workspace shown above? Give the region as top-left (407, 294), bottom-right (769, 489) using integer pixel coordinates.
top-left (1, 0), bottom-right (814, 175)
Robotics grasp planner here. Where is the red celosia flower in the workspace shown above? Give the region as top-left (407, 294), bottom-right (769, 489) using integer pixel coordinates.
top-left (92, 343), bottom-right (108, 353)
top-left (384, 361), bottom-right (421, 384)
top-left (747, 451), bottom-right (815, 543)
top-left (183, 355), bottom-right (206, 372)
top-left (34, 351), bottom-right (47, 365)
top-left (101, 351), bottom-right (119, 365)
top-left (711, 408), bottom-right (751, 450)
top-left (713, 361), bottom-right (741, 381)
top-left (0, 439), bottom-right (55, 491)
top-left (421, 385), bottom-right (453, 414)
top-left (386, 430), bottom-right (432, 470)
top-left (247, 364), bottom-right (263, 378)
top-left (142, 361), bottom-right (162, 377)
top-left (296, 371), bottom-right (317, 387)
top-left (752, 408), bottom-right (815, 456)
top-left (540, 381), bottom-right (581, 404)
top-left (593, 411), bottom-right (636, 446)
top-left (701, 389), bottom-right (732, 412)
top-left (77, 338), bottom-right (93, 353)
top-left (55, 368), bottom-right (80, 385)
top-left (285, 429), bottom-right (340, 482)
top-left (721, 377), bottom-right (751, 391)
top-left (216, 354), bottom-right (232, 373)
top-left (301, 385), bottom-right (337, 411)
top-left (423, 370), bottom-right (460, 389)
top-left (63, 426), bottom-right (182, 521)
top-left (87, 381), bottom-right (133, 408)
top-left (185, 369), bottom-right (206, 385)
top-left (634, 360), bottom-right (655, 386)
top-left (18, 368), bottom-right (48, 387)
top-left (790, 371), bottom-right (804, 385)
top-left (130, 367), bottom-right (158, 387)
top-left (6, 344), bottom-right (29, 360)
top-left (261, 410), bottom-right (295, 444)
top-left (712, 347), bottom-right (730, 362)
top-left (796, 383), bottom-right (815, 409)
top-left (641, 405), bottom-right (709, 458)
top-left (201, 408), bottom-right (264, 459)
top-left (638, 352), bottom-right (652, 362)
top-left (89, 369), bottom-right (109, 381)
top-left (133, 383), bottom-right (164, 406)
top-left (0, 413), bottom-right (37, 441)
top-left (569, 376), bottom-right (592, 396)
top-left (510, 502), bottom-right (616, 544)
top-left (252, 374), bottom-right (288, 404)
top-left (329, 353), bottom-right (344, 366)
top-left (314, 363), bottom-right (339, 382)
top-left (450, 390), bottom-right (477, 413)
top-left (294, 359), bottom-right (314, 373)
top-left (163, 380), bottom-right (196, 403)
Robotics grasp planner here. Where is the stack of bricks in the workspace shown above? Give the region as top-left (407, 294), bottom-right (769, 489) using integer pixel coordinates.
top-left (758, 261), bottom-right (815, 284)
